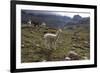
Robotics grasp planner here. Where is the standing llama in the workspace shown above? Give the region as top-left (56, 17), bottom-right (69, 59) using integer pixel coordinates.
top-left (44, 29), bottom-right (62, 50)
top-left (27, 19), bottom-right (32, 26)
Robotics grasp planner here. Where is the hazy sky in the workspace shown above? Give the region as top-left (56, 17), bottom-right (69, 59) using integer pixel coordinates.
top-left (51, 12), bottom-right (90, 18)
top-left (24, 10), bottom-right (90, 18)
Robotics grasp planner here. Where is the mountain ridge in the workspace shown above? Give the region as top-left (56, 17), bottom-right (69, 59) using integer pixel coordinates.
top-left (21, 10), bottom-right (90, 28)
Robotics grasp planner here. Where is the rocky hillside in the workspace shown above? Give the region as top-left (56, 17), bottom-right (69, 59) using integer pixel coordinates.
top-left (21, 25), bottom-right (90, 63)
top-left (21, 10), bottom-right (90, 29)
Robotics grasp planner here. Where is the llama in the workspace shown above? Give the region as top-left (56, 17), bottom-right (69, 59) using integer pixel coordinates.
top-left (28, 19), bottom-right (41, 27)
top-left (33, 21), bottom-right (41, 27)
top-left (44, 29), bottom-right (62, 50)
top-left (41, 22), bottom-right (46, 27)
top-left (28, 19), bottom-right (32, 26)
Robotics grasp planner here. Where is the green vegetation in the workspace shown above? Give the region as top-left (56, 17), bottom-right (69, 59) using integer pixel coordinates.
top-left (21, 25), bottom-right (90, 63)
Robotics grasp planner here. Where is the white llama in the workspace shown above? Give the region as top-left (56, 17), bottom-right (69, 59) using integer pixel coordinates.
top-left (28, 19), bottom-right (32, 26)
top-left (44, 29), bottom-right (62, 50)
top-left (41, 22), bottom-right (46, 28)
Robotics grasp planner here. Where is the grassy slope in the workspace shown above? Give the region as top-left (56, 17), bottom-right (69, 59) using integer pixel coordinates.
top-left (21, 25), bottom-right (90, 63)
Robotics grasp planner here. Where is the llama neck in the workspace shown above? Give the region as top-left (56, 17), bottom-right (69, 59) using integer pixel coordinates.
top-left (56, 30), bottom-right (60, 36)
top-left (55, 30), bottom-right (61, 42)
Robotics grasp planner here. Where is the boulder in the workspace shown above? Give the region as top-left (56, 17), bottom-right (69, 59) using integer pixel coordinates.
top-left (65, 57), bottom-right (71, 60)
top-left (83, 56), bottom-right (88, 60)
top-left (68, 51), bottom-right (80, 60)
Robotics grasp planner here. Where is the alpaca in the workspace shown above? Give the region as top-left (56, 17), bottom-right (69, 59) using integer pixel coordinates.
top-left (28, 20), bottom-right (32, 25)
top-left (41, 22), bottom-right (46, 27)
top-left (32, 21), bottom-right (41, 27)
top-left (31, 20), bottom-right (42, 27)
top-left (28, 19), bottom-right (32, 26)
top-left (28, 19), bottom-right (41, 27)
top-left (44, 29), bottom-right (62, 50)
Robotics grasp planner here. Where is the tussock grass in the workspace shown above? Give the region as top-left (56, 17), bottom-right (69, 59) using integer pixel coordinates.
top-left (21, 25), bottom-right (90, 63)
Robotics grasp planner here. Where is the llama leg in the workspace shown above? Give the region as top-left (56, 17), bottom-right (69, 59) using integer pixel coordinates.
top-left (48, 39), bottom-right (51, 49)
top-left (45, 38), bottom-right (50, 49)
top-left (44, 39), bottom-right (47, 49)
top-left (54, 42), bottom-right (56, 50)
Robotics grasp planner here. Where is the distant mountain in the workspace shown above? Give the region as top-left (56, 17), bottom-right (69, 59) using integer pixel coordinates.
top-left (79, 17), bottom-right (90, 24)
top-left (64, 15), bottom-right (90, 27)
top-left (21, 10), bottom-right (90, 28)
top-left (73, 15), bottom-right (82, 21)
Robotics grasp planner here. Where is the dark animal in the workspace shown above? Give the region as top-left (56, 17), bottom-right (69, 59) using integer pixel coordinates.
top-left (31, 21), bottom-right (41, 27)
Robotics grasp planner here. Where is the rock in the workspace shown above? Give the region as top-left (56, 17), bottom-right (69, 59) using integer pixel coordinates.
top-left (83, 57), bottom-right (88, 60)
top-left (72, 44), bottom-right (76, 46)
top-left (71, 47), bottom-right (76, 50)
top-left (36, 44), bottom-right (40, 47)
top-left (84, 41), bottom-right (89, 44)
top-left (65, 57), bottom-right (71, 60)
top-left (42, 60), bottom-right (47, 62)
top-left (68, 51), bottom-right (80, 60)
top-left (21, 44), bottom-right (25, 47)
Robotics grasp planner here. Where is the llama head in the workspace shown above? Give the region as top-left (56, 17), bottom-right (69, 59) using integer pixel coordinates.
top-left (58, 29), bottom-right (62, 32)
top-left (56, 29), bottom-right (62, 35)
